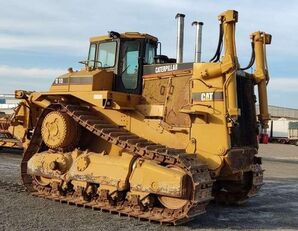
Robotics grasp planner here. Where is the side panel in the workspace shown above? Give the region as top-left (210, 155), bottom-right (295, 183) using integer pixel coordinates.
top-left (189, 63), bottom-right (230, 171)
top-left (142, 74), bottom-right (191, 127)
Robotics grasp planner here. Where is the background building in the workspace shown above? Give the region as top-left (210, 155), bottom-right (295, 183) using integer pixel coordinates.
top-left (256, 105), bottom-right (298, 120)
top-left (0, 94), bottom-right (20, 115)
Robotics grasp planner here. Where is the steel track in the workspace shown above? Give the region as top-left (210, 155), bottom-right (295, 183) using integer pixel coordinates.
top-left (21, 103), bottom-right (214, 224)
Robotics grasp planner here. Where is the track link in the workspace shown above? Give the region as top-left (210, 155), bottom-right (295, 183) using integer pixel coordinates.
top-left (247, 163), bottom-right (264, 198)
top-left (214, 163), bottom-right (264, 204)
top-left (21, 103), bottom-right (214, 225)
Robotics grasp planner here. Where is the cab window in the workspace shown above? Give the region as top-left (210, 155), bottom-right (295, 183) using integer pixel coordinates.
top-left (97, 41), bottom-right (117, 68)
top-left (145, 43), bottom-right (156, 65)
top-left (121, 40), bottom-right (140, 90)
top-left (87, 43), bottom-right (96, 67)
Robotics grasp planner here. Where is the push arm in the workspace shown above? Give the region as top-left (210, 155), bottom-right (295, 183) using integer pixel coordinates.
top-left (252, 31), bottom-right (272, 129)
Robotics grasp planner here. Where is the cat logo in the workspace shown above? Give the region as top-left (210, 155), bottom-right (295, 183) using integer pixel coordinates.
top-left (201, 92), bottom-right (214, 101)
top-left (192, 91), bottom-right (224, 102)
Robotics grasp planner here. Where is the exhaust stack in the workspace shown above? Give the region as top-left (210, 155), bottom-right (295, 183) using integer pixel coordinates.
top-left (192, 21), bottom-right (204, 62)
top-left (175, 13), bottom-right (185, 63)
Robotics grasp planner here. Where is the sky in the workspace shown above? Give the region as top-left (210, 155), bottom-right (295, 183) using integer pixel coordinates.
top-left (0, 0), bottom-right (297, 108)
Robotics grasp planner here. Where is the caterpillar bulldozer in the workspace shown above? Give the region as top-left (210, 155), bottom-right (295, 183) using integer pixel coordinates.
top-left (0, 114), bottom-right (22, 150)
top-left (9, 9), bottom-right (271, 224)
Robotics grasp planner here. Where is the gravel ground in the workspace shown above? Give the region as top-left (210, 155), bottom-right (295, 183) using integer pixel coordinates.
top-left (0, 144), bottom-right (297, 231)
top-left (259, 143), bottom-right (298, 162)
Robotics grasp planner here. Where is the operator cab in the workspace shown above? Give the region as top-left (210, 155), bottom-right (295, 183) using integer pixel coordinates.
top-left (87, 31), bottom-right (158, 95)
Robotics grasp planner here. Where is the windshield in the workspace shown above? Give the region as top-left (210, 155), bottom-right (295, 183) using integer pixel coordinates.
top-left (96, 41), bottom-right (117, 68)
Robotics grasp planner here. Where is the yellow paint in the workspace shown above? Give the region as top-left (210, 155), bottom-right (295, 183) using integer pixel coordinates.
top-left (252, 31), bottom-right (272, 129)
top-left (129, 159), bottom-right (186, 197)
top-left (27, 149), bottom-right (186, 197)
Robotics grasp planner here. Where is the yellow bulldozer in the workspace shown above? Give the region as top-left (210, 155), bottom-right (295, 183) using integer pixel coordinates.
top-left (0, 114), bottom-right (22, 150)
top-left (9, 10), bottom-right (271, 224)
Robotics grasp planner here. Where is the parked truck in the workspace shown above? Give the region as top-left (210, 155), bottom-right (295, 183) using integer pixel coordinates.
top-left (289, 121), bottom-right (298, 145)
top-left (269, 118), bottom-right (298, 145)
top-left (0, 114), bottom-right (23, 150)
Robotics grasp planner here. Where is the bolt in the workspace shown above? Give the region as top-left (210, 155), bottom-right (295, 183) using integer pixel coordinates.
top-left (49, 161), bottom-right (58, 170)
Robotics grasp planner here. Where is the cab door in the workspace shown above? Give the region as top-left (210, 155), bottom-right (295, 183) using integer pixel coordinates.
top-left (114, 40), bottom-right (143, 94)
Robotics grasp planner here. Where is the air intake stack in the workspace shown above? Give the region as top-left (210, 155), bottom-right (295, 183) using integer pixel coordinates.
top-left (175, 13), bottom-right (185, 63)
top-left (192, 21), bottom-right (204, 62)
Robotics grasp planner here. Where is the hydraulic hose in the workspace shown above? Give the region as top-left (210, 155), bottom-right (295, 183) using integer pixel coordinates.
top-left (240, 42), bottom-right (255, 70)
top-left (209, 23), bottom-right (223, 62)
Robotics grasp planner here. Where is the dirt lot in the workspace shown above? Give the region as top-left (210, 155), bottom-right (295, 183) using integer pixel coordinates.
top-left (0, 143), bottom-right (297, 231)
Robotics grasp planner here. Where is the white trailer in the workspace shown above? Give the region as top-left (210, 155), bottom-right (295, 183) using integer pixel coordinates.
top-left (269, 118), bottom-right (298, 145)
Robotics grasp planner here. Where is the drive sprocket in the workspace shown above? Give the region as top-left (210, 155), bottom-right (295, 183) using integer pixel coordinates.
top-left (41, 111), bottom-right (79, 149)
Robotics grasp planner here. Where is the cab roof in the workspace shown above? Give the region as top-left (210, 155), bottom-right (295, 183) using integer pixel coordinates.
top-left (90, 32), bottom-right (158, 43)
